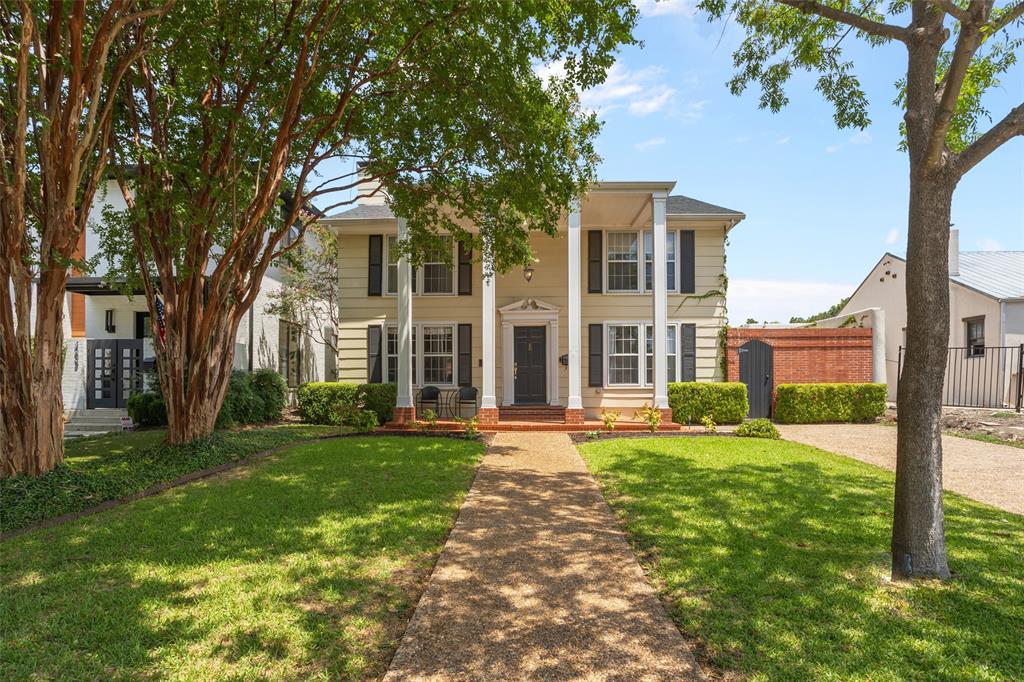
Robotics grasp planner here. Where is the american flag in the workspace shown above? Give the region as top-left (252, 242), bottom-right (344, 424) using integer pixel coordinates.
top-left (154, 293), bottom-right (167, 344)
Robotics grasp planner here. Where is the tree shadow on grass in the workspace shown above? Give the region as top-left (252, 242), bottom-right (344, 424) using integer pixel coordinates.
top-left (1, 436), bottom-right (481, 681)
top-left (581, 438), bottom-right (1024, 680)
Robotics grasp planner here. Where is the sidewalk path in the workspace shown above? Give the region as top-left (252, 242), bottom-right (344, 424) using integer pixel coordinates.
top-left (384, 432), bottom-right (703, 681)
top-left (778, 424), bottom-right (1023, 515)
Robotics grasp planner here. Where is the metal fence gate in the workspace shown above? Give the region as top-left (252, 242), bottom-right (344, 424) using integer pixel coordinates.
top-left (898, 344), bottom-right (1024, 411)
top-left (739, 339), bottom-right (774, 418)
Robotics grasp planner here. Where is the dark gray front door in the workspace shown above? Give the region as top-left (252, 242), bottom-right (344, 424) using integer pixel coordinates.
top-left (513, 326), bottom-right (547, 404)
top-left (739, 339), bottom-right (773, 418)
top-left (87, 339), bottom-right (144, 408)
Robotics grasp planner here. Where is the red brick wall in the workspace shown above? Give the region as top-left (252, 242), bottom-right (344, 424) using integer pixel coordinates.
top-left (726, 327), bottom-right (873, 401)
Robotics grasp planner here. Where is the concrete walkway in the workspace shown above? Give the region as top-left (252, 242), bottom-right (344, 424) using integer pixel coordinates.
top-left (778, 424), bottom-right (1024, 515)
top-left (384, 432), bottom-right (703, 681)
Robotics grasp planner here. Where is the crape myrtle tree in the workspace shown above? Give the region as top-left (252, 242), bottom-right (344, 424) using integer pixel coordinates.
top-left (100, 0), bottom-right (638, 444)
top-left (0, 0), bottom-right (169, 477)
top-left (699, 0), bottom-right (1023, 579)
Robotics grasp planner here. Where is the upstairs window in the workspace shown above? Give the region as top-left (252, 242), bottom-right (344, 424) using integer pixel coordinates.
top-left (607, 232), bottom-right (639, 292)
top-left (422, 236), bottom-right (454, 294)
top-left (643, 231), bottom-right (676, 292)
top-left (966, 318), bottom-right (985, 357)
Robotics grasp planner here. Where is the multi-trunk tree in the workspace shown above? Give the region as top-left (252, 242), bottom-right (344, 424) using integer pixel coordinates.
top-left (0, 0), bottom-right (168, 477)
top-left (699, 0), bottom-right (1023, 578)
top-left (100, 0), bottom-right (638, 443)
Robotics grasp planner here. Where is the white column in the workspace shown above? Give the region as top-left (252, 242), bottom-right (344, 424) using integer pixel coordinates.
top-left (481, 238), bottom-right (497, 409)
top-left (396, 217), bottom-right (414, 409)
top-left (652, 192), bottom-right (669, 409)
top-left (871, 307), bottom-right (887, 385)
top-left (567, 200), bottom-right (583, 410)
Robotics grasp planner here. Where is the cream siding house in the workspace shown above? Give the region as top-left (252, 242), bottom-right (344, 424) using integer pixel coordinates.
top-left (325, 181), bottom-right (743, 423)
top-left (841, 232), bottom-right (1024, 407)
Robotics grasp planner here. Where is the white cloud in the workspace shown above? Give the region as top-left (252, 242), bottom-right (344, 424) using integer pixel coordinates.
top-left (634, 136), bottom-right (667, 151)
top-left (675, 98), bottom-right (710, 122)
top-left (634, 0), bottom-right (696, 17)
top-left (538, 62), bottom-right (677, 117)
top-left (776, 135), bottom-right (791, 145)
top-left (628, 84), bottom-right (677, 115)
top-left (884, 229), bottom-right (900, 246)
top-left (729, 279), bottom-right (854, 325)
top-left (825, 129), bottom-right (873, 153)
top-left (976, 237), bottom-right (1006, 251)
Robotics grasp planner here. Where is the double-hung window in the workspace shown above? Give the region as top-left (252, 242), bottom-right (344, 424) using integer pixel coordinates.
top-left (606, 232), bottom-right (640, 292)
top-left (643, 231), bottom-right (676, 291)
top-left (607, 324), bottom-right (641, 385)
top-left (966, 317), bottom-right (985, 357)
top-left (645, 324), bottom-right (677, 385)
top-left (385, 324), bottom-right (456, 385)
top-left (422, 237), bottom-right (454, 294)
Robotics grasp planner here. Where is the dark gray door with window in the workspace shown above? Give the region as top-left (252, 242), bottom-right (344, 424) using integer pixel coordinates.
top-left (739, 339), bottom-right (773, 418)
top-left (513, 326), bottom-right (547, 404)
top-left (87, 339), bottom-right (144, 408)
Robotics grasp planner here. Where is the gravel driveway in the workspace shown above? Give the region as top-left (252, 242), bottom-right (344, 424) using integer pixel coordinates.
top-left (777, 424), bottom-right (1023, 515)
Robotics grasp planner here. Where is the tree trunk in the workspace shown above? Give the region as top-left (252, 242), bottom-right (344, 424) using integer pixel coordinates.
top-left (892, 171), bottom-right (955, 580)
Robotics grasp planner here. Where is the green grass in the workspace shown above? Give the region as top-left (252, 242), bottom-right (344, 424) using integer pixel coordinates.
top-left (950, 431), bottom-right (1024, 449)
top-left (1, 436), bottom-right (482, 680)
top-left (2, 424), bottom-right (342, 533)
top-left (578, 437), bottom-right (1024, 681)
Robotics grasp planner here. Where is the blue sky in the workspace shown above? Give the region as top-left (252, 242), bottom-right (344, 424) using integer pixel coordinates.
top-left (590, 0), bottom-right (1024, 323)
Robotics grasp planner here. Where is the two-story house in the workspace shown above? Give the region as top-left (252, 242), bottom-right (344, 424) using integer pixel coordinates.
top-left (61, 179), bottom-right (333, 433)
top-left (325, 180), bottom-right (744, 425)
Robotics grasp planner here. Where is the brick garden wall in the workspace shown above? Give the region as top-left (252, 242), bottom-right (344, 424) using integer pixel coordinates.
top-left (726, 327), bottom-right (874, 403)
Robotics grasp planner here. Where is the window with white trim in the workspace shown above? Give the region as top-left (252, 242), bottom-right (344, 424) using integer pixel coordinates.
top-left (607, 324), bottom-right (641, 385)
top-left (606, 232), bottom-right (639, 292)
top-left (385, 324), bottom-right (457, 386)
top-left (645, 324), bottom-right (677, 385)
top-left (422, 236), bottom-right (454, 294)
top-left (644, 231), bottom-right (676, 292)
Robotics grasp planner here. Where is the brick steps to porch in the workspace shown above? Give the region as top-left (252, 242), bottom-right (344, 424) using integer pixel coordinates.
top-left (497, 405), bottom-right (566, 423)
top-left (381, 419), bottom-right (686, 434)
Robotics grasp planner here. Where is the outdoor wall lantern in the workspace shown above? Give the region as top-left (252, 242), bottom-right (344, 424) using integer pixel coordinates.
top-left (523, 264), bottom-right (535, 282)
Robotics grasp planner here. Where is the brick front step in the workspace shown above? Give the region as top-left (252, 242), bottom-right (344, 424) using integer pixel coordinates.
top-left (379, 420), bottom-right (687, 434)
top-left (498, 405), bottom-right (566, 423)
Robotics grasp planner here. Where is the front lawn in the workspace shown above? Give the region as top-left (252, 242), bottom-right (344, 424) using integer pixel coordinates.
top-left (2, 424), bottom-right (341, 533)
top-left (1, 436), bottom-right (482, 680)
top-left (578, 437), bottom-right (1024, 681)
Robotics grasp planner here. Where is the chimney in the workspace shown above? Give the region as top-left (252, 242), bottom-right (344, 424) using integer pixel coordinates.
top-left (949, 228), bottom-right (960, 276)
top-left (355, 161), bottom-right (386, 206)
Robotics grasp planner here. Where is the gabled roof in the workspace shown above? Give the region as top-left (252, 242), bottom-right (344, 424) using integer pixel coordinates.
top-left (327, 193), bottom-right (745, 221)
top-left (953, 251), bottom-right (1024, 300)
top-left (666, 194), bottom-right (744, 217)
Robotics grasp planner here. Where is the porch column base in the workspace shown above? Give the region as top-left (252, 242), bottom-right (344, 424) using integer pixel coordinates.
top-left (477, 407), bottom-right (500, 425)
top-left (389, 406), bottom-right (417, 426)
top-left (659, 407), bottom-right (674, 424)
top-left (564, 407), bottom-right (585, 424)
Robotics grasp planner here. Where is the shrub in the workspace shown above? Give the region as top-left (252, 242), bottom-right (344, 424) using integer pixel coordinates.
top-left (419, 409), bottom-right (439, 431)
top-left (216, 371), bottom-right (263, 428)
top-left (774, 383), bottom-right (887, 424)
top-left (126, 391), bottom-right (167, 426)
top-left (700, 414), bottom-right (717, 433)
top-left (297, 382), bottom-right (360, 425)
top-left (600, 410), bottom-right (620, 431)
top-left (250, 368), bottom-right (287, 422)
top-left (357, 383), bottom-right (397, 424)
top-left (455, 415), bottom-right (481, 439)
top-left (668, 382), bottom-right (748, 425)
top-left (735, 418), bottom-right (780, 439)
top-left (346, 409), bottom-right (379, 432)
top-left (635, 403), bottom-right (662, 433)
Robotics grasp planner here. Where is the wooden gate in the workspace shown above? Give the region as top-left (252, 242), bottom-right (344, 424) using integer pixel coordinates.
top-left (739, 339), bottom-right (773, 418)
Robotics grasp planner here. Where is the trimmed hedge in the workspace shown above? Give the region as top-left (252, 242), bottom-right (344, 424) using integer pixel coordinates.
top-left (126, 391), bottom-right (167, 427)
top-left (297, 382), bottom-right (360, 425)
top-left (127, 369), bottom-right (287, 428)
top-left (669, 382), bottom-right (748, 425)
top-left (774, 383), bottom-right (887, 424)
top-left (357, 383), bottom-right (397, 425)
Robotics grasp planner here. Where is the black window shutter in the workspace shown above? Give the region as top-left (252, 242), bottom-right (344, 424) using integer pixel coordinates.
top-left (367, 235), bottom-right (383, 296)
top-left (588, 323), bottom-right (603, 387)
top-left (681, 323), bottom-right (696, 382)
top-left (587, 230), bottom-right (603, 293)
top-left (367, 325), bottom-right (382, 383)
top-left (680, 230), bottom-right (695, 294)
top-left (458, 242), bottom-right (472, 295)
top-left (458, 324), bottom-right (472, 386)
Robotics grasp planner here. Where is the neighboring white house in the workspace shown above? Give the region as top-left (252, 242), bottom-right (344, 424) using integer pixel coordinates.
top-left (61, 180), bottom-right (333, 420)
top-left (841, 230), bottom-right (1024, 407)
top-left (323, 177), bottom-right (744, 424)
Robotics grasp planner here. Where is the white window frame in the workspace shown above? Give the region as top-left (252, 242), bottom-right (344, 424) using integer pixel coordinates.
top-left (384, 235), bottom-right (457, 297)
top-left (643, 230), bottom-right (678, 293)
top-left (604, 320), bottom-right (683, 388)
top-left (606, 322), bottom-right (642, 386)
top-left (603, 229), bottom-right (679, 294)
top-left (384, 321), bottom-right (459, 387)
top-left (645, 323), bottom-right (678, 385)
